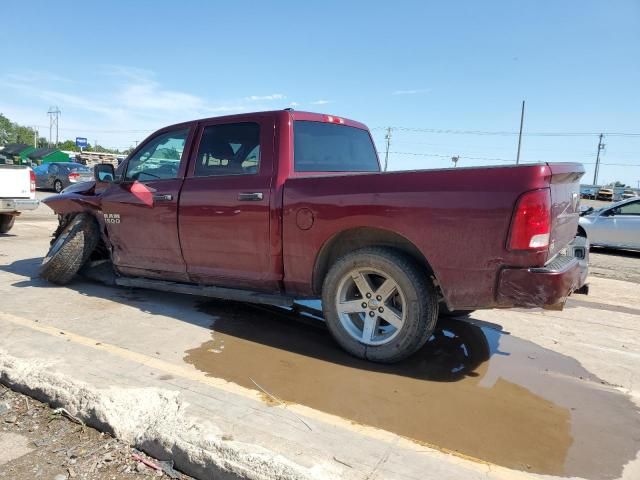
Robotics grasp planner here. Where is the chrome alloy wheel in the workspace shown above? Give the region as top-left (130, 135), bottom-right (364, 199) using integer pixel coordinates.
top-left (335, 267), bottom-right (407, 346)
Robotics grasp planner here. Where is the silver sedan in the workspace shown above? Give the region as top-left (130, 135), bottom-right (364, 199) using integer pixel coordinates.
top-left (578, 198), bottom-right (640, 250)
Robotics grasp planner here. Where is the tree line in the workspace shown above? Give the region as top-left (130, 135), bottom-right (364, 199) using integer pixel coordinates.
top-left (0, 113), bottom-right (127, 154)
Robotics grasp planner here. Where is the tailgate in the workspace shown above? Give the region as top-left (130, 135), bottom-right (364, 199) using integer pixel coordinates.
top-left (0, 165), bottom-right (32, 199)
top-left (547, 163), bottom-right (585, 258)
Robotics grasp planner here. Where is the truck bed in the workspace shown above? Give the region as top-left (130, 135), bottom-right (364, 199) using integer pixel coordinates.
top-left (282, 162), bottom-right (584, 310)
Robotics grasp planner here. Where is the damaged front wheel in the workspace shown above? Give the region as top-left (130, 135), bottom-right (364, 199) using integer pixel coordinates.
top-left (40, 213), bottom-right (99, 285)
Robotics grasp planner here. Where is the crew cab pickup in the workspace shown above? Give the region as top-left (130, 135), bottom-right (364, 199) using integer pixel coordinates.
top-left (0, 164), bottom-right (39, 233)
top-left (41, 110), bottom-right (588, 362)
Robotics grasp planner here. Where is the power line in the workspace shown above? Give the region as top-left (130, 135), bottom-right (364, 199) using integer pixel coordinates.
top-left (370, 126), bottom-right (640, 137)
top-left (382, 150), bottom-right (640, 167)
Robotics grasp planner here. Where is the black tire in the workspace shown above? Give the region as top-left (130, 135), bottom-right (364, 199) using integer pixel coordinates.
top-left (0, 214), bottom-right (15, 234)
top-left (322, 247), bottom-right (438, 363)
top-left (40, 213), bottom-right (99, 285)
top-left (54, 180), bottom-right (63, 193)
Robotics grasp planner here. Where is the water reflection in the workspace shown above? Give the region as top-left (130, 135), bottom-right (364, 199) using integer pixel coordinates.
top-left (185, 300), bottom-right (640, 480)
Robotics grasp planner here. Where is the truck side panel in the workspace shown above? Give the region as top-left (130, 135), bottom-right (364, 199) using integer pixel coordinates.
top-left (282, 165), bottom-right (553, 309)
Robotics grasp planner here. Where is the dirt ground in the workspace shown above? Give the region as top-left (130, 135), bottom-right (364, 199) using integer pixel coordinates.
top-left (0, 384), bottom-right (190, 480)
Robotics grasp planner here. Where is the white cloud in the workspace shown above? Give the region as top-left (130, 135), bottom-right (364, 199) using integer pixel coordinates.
top-left (392, 88), bottom-right (430, 95)
top-left (244, 94), bottom-right (286, 101)
top-left (117, 82), bottom-right (205, 112)
top-left (310, 99), bottom-right (331, 105)
top-left (0, 67), bottom-right (289, 150)
top-left (288, 101), bottom-right (300, 107)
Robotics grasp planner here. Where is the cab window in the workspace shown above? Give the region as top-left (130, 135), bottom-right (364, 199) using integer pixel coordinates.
top-left (125, 129), bottom-right (189, 181)
top-left (194, 123), bottom-right (260, 177)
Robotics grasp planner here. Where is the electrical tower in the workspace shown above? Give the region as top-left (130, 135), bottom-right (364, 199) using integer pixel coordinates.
top-left (592, 134), bottom-right (605, 185)
top-left (47, 106), bottom-right (61, 147)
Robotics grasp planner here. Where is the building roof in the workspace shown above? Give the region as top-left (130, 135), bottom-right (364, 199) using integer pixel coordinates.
top-left (1, 143), bottom-right (31, 155)
top-left (27, 148), bottom-right (58, 160)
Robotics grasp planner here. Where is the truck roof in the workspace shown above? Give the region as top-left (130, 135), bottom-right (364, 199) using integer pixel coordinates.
top-left (155, 110), bottom-right (369, 134)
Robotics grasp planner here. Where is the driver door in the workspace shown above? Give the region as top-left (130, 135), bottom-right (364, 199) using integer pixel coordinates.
top-left (100, 126), bottom-right (194, 280)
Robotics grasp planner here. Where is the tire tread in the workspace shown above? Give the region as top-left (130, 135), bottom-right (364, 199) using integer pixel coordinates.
top-left (40, 214), bottom-right (99, 285)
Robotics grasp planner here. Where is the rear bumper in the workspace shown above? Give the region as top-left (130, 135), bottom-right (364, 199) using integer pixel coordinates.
top-left (496, 237), bottom-right (589, 309)
top-left (0, 198), bottom-right (39, 213)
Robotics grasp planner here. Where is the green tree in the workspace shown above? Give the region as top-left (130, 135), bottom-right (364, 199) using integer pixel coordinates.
top-left (14, 125), bottom-right (37, 145)
top-left (57, 140), bottom-right (80, 151)
top-left (0, 114), bottom-right (12, 144)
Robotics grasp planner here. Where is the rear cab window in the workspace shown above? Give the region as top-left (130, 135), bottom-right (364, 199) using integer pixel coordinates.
top-left (294, 121), bottom-right (380, 173)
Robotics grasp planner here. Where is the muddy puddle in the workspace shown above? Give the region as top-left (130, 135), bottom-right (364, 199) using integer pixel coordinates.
top-left (184, 301), bottom-right (640, 479)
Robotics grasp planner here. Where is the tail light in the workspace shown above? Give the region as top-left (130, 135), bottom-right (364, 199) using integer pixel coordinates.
top-left (29, 169), bottom-right (36, 192)
top-left (68, 172), bottom-right (80, 182)
top-left (508, 188), bottom-right (551, 251)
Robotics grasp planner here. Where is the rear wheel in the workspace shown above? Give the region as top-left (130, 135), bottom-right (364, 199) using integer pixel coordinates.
top-left (40, 214), bottom-right (99, 285)
top-left (0, 214), bottom-right (15, 234)
top-left (322, 247), bottom-right (438, 363)
top-left (54, 180), bottom-right (63, 193)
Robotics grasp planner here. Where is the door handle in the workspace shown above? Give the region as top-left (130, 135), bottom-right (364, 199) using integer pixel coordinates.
top-left (238, 192), bottom-right (264, 201)
top-left (153, 194), bottom-right (173, 202)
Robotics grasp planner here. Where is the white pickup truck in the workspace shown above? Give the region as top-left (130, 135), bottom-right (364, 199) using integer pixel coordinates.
top-left (0, 165), bottom-right (39, 233)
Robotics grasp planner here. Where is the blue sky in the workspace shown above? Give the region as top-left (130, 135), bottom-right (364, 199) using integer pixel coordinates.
top-left (1, 0), bottom-right (639, 185)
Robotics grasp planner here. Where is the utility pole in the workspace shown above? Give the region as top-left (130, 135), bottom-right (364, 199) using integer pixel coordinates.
top-left (47, 106), bottom-right (61, 147)
top-left (94, 139), bottom-right (98, 152)
top-left (383, 127), bottom-right (392, 171)
top-left (593, 134), bottom-right (605, 185)
top-left (516, 100), bottom-right (525, 164)
top-left (32, 126), bottom-right (38, 148)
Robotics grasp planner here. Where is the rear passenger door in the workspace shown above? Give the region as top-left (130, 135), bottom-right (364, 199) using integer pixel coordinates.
top-left (47, 164), bottom-right (59, 188)
top-left (178, 118), bottom-right (277, 291)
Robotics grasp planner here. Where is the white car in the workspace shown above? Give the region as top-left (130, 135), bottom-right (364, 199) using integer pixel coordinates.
top-left (578, 197), bottom-right (640, 250)
top-left (0, 164), bottom-right (40, 233)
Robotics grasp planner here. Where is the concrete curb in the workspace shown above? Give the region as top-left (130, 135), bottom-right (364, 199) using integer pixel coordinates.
top-left (0, 351), bottom-right (338, 480)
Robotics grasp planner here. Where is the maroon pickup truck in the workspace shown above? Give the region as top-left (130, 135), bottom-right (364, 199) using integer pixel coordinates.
top-left (42, 110), bottom-right (588, 362)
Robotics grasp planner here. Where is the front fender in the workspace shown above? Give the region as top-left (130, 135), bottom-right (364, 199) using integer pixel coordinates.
top-left (42, 182), bottom-right (101, 216)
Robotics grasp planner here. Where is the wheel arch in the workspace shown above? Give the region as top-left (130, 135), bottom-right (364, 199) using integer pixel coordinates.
top-left (577, 225), bottom-right (587, 238)
top-left (312, 227), bottom-right (441, 296)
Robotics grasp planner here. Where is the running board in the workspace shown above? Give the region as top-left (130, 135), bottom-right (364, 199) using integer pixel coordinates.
top-left (114, 277), bottom-right (295, 307)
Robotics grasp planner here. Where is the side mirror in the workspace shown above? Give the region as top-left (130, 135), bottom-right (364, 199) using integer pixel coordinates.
top-left (94, 163), bottom-right (115, 183)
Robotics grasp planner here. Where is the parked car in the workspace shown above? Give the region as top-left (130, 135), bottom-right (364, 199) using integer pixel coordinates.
top-left (578, 197), bottom-right (640, 250)
top-left (580, 186), bottom-right (598, 200)
top-left (622, 189), bottom-right (638, 200)
top-left (596, 188), bottom-right (614, 201)
top-left (40, 110), bottom-right (588, 362)
top-left (33, 162), bottom-right (94, 193)
top-left (0, 164), bottom-right (39, 233)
